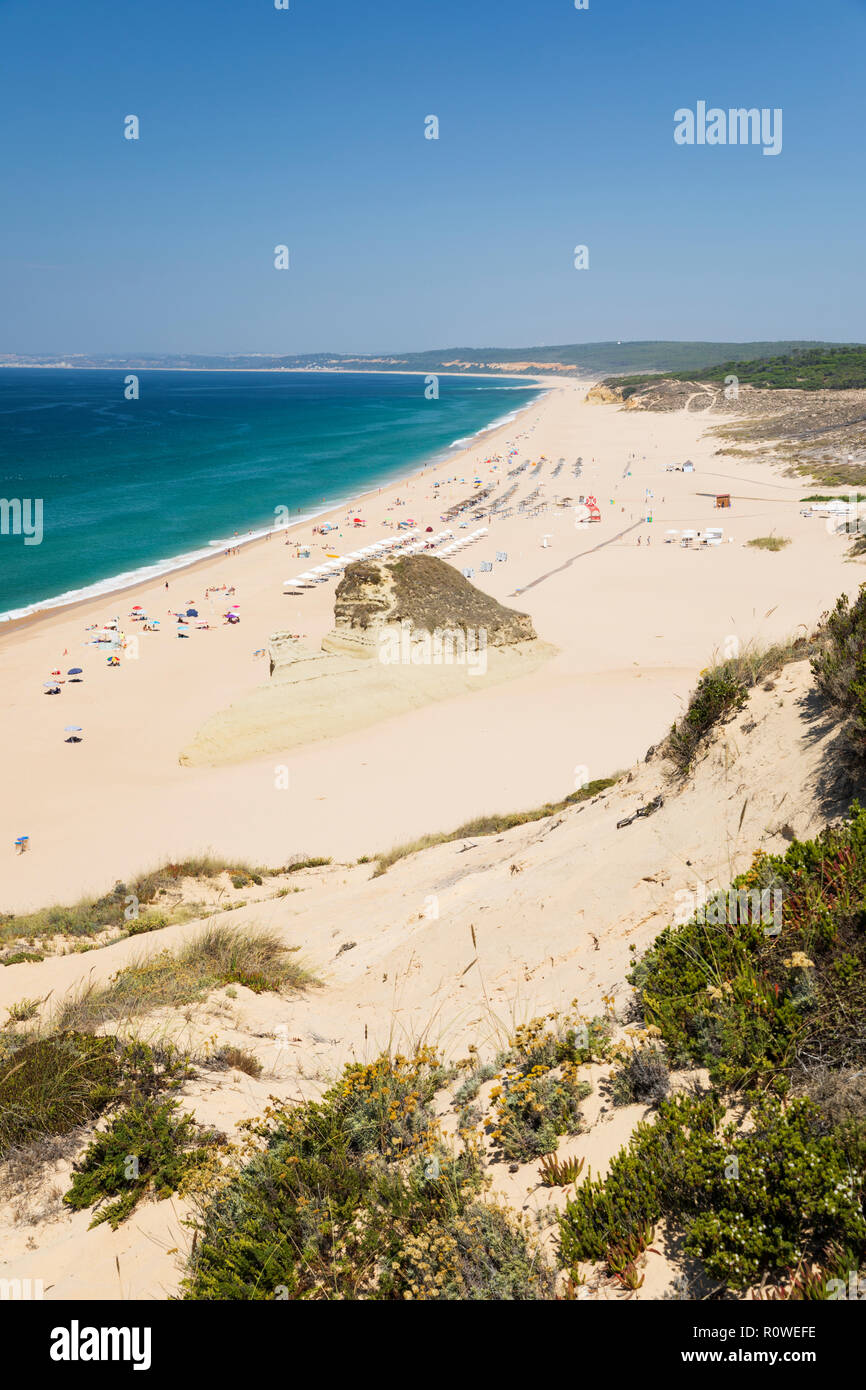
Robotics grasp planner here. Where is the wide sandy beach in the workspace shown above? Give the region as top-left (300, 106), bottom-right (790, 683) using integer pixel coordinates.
top-left (1, 376), bottom-right (859, 912)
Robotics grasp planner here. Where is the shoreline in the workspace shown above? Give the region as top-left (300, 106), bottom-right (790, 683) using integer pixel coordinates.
top-left (2, 375), bottom-right (860, 915)
top-left (0, 379), bottom-right (560, 640)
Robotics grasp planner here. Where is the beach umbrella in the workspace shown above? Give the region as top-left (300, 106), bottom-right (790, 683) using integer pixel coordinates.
top-left (186, 608), bottom-right (199, 617)
top-left (131, 605), bottom-right (143, 612)
top-left (43, 681), bottom-right (60, 688)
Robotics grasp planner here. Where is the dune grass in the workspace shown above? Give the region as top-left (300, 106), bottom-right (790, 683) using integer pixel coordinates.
top-left (745, 535), bottom-right (791, 552)
top-left (0, 856), bottom-right (271, 952)
top-left (0, 1033), bottom-right (119, 1158)
top-left (0, 1031), bottom-right (194, 1160)
top-left (52, 925), bottom-right (315, 1034)
top-left (370, 777), bottom-right (619, 876)
top-left (665, 637), bottom-right (811, 776)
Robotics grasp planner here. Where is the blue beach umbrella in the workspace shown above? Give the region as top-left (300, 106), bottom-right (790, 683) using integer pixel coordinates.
top-left (186, 608), bottom-right (198, 617)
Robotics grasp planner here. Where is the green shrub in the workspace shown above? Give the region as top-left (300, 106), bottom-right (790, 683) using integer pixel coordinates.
top-left (559, 1093), bottom-right (866, 1291)
top-left (665, 640), bottom-right (807, 775)
top-left (183, 1047), bottom-right (554, 1300)
top-left (64, 1095), bottom-right (220, 1228)
top-left (629, 807), bottom-right (866, 1087)
top-left (125, 912), bottom-right (168, 937)
top-left (812, 588), bottom-right (866, 759)
top-left (0, 1033), bottom-right (191, 1159)
top-left (481, 1013), bottom-right (603, 1163)
top-left (0, 1033), bottom-right (118, 1157)
top-left (453, 1058), bottom-right (503, 1108)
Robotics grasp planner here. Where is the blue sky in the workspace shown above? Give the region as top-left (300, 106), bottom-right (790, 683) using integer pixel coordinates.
top-left (1, 0), bottom-right (863, 354)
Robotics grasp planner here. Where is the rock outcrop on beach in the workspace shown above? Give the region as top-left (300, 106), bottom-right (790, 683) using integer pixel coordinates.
top-left (585, 382), bottom-right (627, 405)
top-left (180, 559), bottom-right (547, 766)
top-left (322, 554), bottom-right (536, 657)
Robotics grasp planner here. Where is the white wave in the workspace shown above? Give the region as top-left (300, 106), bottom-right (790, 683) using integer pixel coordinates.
top-left (0, 388), bottom-right (549, 624)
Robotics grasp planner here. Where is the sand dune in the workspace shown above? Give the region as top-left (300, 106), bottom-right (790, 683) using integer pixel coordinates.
top-left (0, 656), bottom-right (841, 1299)
top-left (1, 376), bottom-right (859, 917)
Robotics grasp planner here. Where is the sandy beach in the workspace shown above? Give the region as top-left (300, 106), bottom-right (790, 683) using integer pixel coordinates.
top-left (1, 376), bottom-right (859, 912)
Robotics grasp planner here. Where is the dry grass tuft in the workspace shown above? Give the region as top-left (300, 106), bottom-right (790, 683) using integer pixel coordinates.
top-left (52, 925), bottom-right (315, 1034)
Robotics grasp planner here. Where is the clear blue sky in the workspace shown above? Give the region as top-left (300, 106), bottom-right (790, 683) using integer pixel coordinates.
top-left (1, 0), bottom-right (863, 354)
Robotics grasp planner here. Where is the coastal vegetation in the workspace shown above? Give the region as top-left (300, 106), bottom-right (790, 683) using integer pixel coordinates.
top-left (7, 588), bottom-right (866, 1298)
top-left (0, 856), bottom-right (331, 961)
top-left (51, 925), bottom-right (313, 1033)
top-left (811, 586), bottom-right (866, 760)
top-left (745, 535), bottom-right (791, 551)
top-left (182, 1045), bottom-right (557, 1300)
top-left (664, 636), bottom-right (811, 776)
top-left (628, 807), bottom-right (866, 1087)
top-left (611, 344), bottom-right (866, 397)
top-left (183, 1011), bottom-right (613, 1300)
top-left (64, 1094), bottom-right (223, 1230)
top-left (0, 856), bottom-right (268, 955)
top-left (33, 341), bottom-right (834, 378)
top-left (0, 1033), bottom-right (191, 1159)
top-left (371, 776), bottom-right (618, 875)
top-left (559, 1092), bottom-right (866, 1291)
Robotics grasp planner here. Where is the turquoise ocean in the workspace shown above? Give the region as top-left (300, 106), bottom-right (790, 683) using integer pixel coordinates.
top-left (0, 369), bottom-right (544, 622)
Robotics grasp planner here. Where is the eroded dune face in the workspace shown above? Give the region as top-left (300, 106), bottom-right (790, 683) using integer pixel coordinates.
top-left (0, 657), bottom-right (844, 1301)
